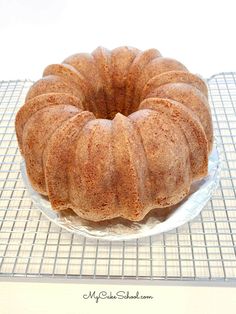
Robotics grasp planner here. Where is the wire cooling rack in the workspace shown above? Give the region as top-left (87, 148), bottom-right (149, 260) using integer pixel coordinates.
top-left (0, 73), bottom-right (236, 281)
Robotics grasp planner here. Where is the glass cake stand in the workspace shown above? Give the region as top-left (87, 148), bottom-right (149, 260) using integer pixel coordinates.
top-left (21, 144), bottom-right (220, 241)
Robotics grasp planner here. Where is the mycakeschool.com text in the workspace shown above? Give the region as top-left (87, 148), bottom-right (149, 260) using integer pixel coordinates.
top-left (82, 290), bottom-right (154, 303)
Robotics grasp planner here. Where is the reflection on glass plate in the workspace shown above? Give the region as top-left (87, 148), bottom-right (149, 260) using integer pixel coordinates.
top-left (21, 145), bottom-right (220, 241)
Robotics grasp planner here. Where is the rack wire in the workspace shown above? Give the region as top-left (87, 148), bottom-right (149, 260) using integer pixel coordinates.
top-left (0, 73), bottom-right (236, 281)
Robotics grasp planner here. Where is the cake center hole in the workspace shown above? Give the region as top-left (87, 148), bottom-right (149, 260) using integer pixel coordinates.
top-left (94, 88), bottom-right (138, 120)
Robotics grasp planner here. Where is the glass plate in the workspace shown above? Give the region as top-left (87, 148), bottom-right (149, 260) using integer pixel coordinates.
top-left (21, 145), bottom-right (220, 241)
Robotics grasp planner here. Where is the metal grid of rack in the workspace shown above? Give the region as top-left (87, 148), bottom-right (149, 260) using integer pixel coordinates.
top-left (0, 73), bottom-right (236, 281)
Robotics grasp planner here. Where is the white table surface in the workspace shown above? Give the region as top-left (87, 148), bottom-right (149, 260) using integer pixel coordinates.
top-left (1, 1), bottom-right (236, 313)
top-left (1, 280), bottom-right (236, 314)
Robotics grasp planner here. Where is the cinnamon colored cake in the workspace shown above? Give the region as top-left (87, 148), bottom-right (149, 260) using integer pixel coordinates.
top-left (15, 46), bottom-right (213, 222)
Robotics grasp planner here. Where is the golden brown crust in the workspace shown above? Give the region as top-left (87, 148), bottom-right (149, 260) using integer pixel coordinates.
top-left (15, 93), bottom-right (83, 153)
top-left (134, 57), bottom-right (188, 107)
top-left (138, 97), bottom-right (208, 179)
top-left (111, 113), bottom-right (151, 221)
top-left (148, 82), bottom-right (213, 152)
top-left (43, 64), bottom-right (94, 112)
top-left (68, 118), bottom-right (120, 221)
top-left (44, 111), bottom-right (95, 211)
top-left (22, 105), bottom-right (80, 195)
top-left (92, 47), bottom-right (114, 118)
top-left (141, 71), bottom-right (208, 100)
top-left (26, 75), bottom-right (82, 101)
top-left (124, 49), bottom-right (161, 115)
top-left (63, 53), bottom-right (105, 117)
top-left (110, 46), bottom-right (139, 117)
top-left (15, 46), bottom-right (213, 222)
top-left (129, 108), bottom-right (191, 208)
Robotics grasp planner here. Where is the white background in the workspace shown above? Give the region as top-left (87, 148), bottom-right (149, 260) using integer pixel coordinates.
top-left (1, 1), bottom-right (236, 313)
top-left (0, 0), bottom-right (235, 80)
top-left (1, 281), bottom-right (236, 314)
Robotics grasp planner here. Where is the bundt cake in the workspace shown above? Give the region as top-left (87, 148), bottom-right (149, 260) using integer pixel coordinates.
top-left (15, 46), bottom-right (213, 222)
